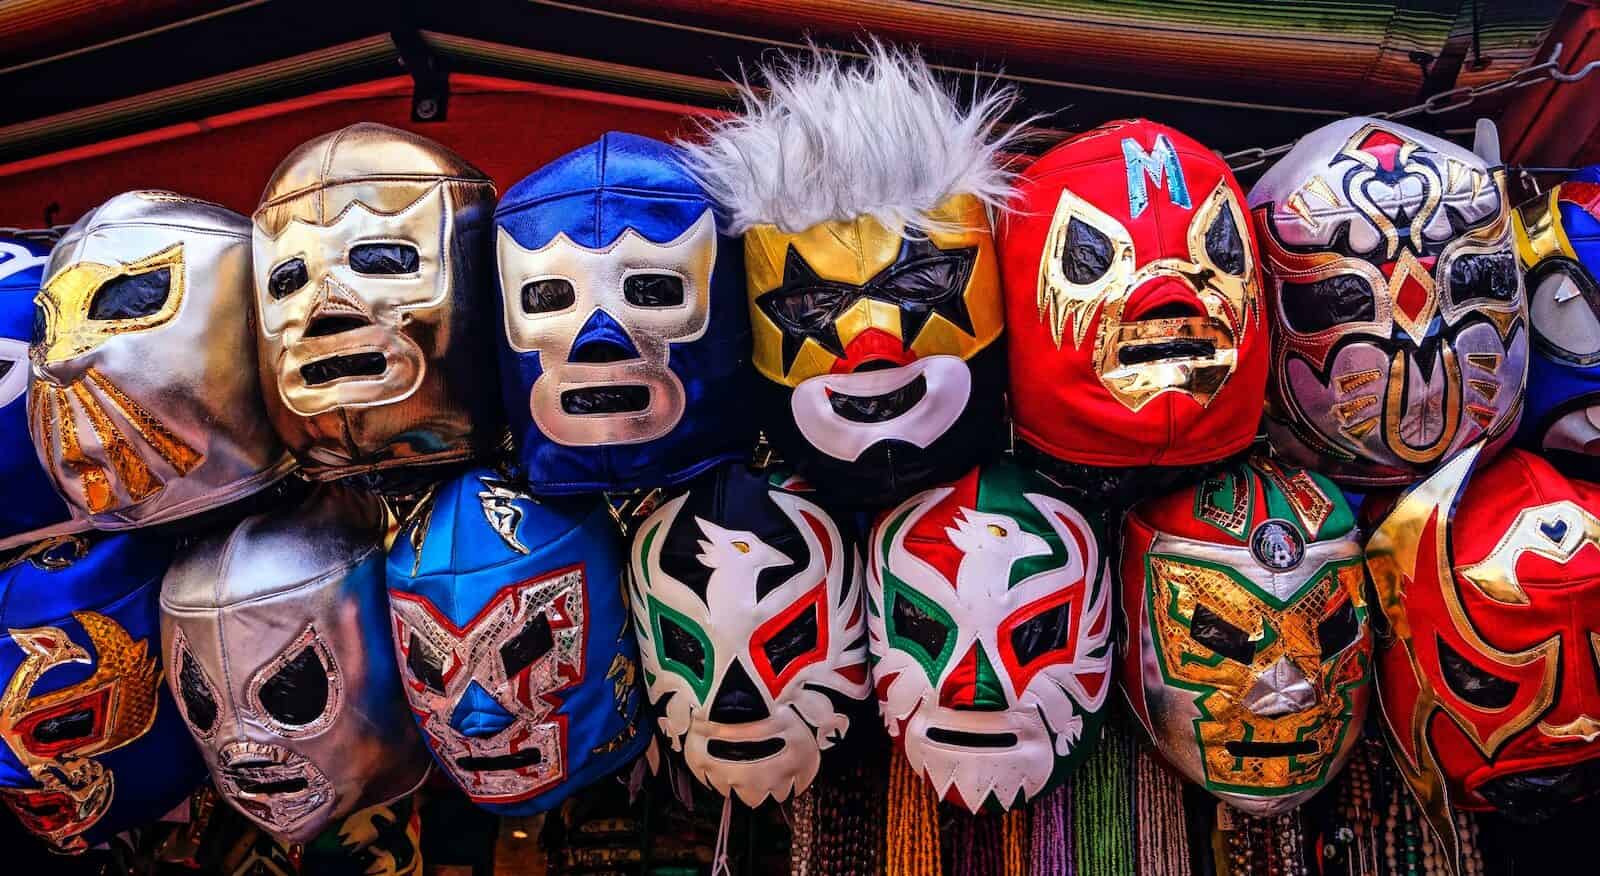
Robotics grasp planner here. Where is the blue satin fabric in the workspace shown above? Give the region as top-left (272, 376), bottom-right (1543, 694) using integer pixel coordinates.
top-left (494, 132), bottom-right (752, 493)
top-left (0, 235), bottom-right (77, 548)
top-left (386, 466), bottom-right (648, 815)
top-left (0, 533), bottom-right (204, 849)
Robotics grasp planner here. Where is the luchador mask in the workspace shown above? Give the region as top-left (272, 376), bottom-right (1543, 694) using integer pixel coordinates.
top-left (160, 485), bottom-right (429, 843)
top-left (0, 533), bottom-right (204, 853)
top-left (678, 44), bottom-right (1017, 506)
top-left (868, 462), bottom-right (1113, 811)
top-left (998, 119), bottom-right (1266, 468)
top-left (1367, 445), bottom-right (1600, 837)
top-left (628, 463), bottom-right (869, 805)
top-left (30, 192), bottom-right (293, 528)
top-left (0, 234), bottom-right (82, 549)
top-left (1249, 117), bottom-right (1527, 488)
top-left (253, 123), bottom-right (499, 480)
top-left (1512, 166), bottom-right (1600, 475)
top-left (387, 466), bottom-right (647, 814)
top-left (1121, 456), bottom-right (1370, 815)
top-left (494, 133), bottom-right (751, 493)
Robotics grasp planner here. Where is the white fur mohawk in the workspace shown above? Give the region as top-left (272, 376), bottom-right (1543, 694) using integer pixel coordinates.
top-left (678, 42), bottom-right (1026, 236)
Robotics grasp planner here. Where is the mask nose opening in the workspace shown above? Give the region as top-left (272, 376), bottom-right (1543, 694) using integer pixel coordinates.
top-left (303, 314), bottom-right (372, 338)
top-left (708, 660), bottom-right (769, 724)
top-left (568, 309), bottom-right (642, 364)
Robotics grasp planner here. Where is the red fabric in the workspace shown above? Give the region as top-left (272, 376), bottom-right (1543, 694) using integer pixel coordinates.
top-left (1117, 509), bottom-right (1159, 729)
top-left (1378, 448), bottom-right (1600, 809)
top-left (899, 466), bottom-right (981, 590)
top-left (1126, 465), bottom-right (1271, 547)
top-left (0, 74), bottom-right (714, 228)
top-left (997, 119), bottom-right (1268, 467)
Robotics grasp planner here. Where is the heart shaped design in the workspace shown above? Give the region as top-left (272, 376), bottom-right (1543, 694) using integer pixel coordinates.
top-left (1540, 517), bottom-right (1569, 545)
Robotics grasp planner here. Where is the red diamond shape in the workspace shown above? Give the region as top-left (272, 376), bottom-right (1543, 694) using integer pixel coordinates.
top-left (1395, 272), bottom-right (1429, 324)
top-left (1356, 129), bottom-right (1405, 173)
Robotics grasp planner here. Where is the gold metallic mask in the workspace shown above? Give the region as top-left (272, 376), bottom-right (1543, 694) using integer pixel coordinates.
top-left (1146, 552), bottom-right (1369, 796)
top-left (253, 123), bottom-right (497, 478)
top-left (1037, 181), bottom-right (1257, 411)
top-left (743, 194), bottom-right (1003, 386)
top-left (0, 611), bottom-right (161, 852)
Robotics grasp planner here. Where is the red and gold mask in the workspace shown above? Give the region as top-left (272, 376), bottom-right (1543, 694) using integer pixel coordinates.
top-left (1368, 445), bottom-right (1600, 852)
top-left (999, 119), bottom-right (1267, 468)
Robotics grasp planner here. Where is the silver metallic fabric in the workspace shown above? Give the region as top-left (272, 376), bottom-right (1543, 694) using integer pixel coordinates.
top-left (30, 191), bottom-right (294, 529)
top-left (160, 484), bottom-right (429, 843)
top-left (252, 123), bottom-right (499, 480)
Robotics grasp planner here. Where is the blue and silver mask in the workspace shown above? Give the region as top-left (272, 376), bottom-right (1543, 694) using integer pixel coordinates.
top-left (0, 235), bottom-right (80, 550)
top-left (493, 133), bottom-right (751, 493)
top-left (0, 533), bottom-right (204, 853)
top-left (387, 466), bottom-right (647, 815)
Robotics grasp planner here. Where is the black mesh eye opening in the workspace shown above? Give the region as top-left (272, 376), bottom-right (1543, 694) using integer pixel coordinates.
top-left (1448, 251), bottom-right (1518, 303)
top-left (1317, 599), bottom-right (1360, 659)
top-left (349, 243), bottom-right (419, 275)
top-left (1437, 636), bottom-right (1518, 710)
top-left (31, 709), bottom-right (95, 744)
top-left (1062, 218), bottom-right (1113, 284)
top-left (500, 612), bottom-right (555, 679)
top-left (623, 273), bottom-right (685, 307)
top-left (1190, 603), bottom-right (1255, 664)
top-left (258, 646), bottom-right (330, 726)
top-left (1204, 205), bottom-right (1246, 276)
top-left (523, 278), bottom-right (576, 314)
top-left (1279, 274), bottom-right (1377, 333)
top-left (660, 615), bottom-right (706, 678)
top-left (891, 592), bottom-right (948, 661)
top-left (178, 646), bottom-right (219, 733)
top-left (405, 632), bottom-right (447, 693)
top-left (87, 268), bottom-right (171, 320)
top-left (761, 604), bottom-right (820, 675)
top-left (267, 259), bottom-right (308, 300)
top-left (1010, 600), bottom-right (1073, 666)
top-left (877, 251), bottom-right (974, 305)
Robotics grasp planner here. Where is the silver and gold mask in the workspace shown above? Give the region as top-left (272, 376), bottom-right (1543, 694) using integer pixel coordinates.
top-left (160, 485), bottom-right (430, 843)
top-left (29, 192), bottom-right (293, 528)
top-left (253, 123), bottom-right (499, 479)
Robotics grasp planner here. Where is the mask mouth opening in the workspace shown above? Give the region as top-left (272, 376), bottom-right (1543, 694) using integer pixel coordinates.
top-left (230, 774), bottom-right (310, 795)
top-left (826, 374), bottom-right (928, 423)
top-left (1476, 759), bottom-right (1600, 821)
top-left (1118, 336), bottom-right (1217, 365)
top-left (560, 385), bottom-right (649, 414)
top-left (1223, 739), bottom-right (1319, 758)
top-left (706, 737), bottom-right (786, 761)
top-left (300, 352), bottom-right (386, 385)
top-left (303, 315), bottom-right (371, 338)
top-left (455, 748), bottom-right (545, 771)
top-left (925, 727), bottom-right (1019, 749)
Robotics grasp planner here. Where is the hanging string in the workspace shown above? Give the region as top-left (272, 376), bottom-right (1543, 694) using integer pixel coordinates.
top-left (713, 795), bottom-right (734, 876)
top-left (1134, 742), bottom-right (1191, 876)
top-left (1000, 805), bottom-right (1027, 876)
top-left (1072, 719), bottom-right (1136, 876)
top-left (1029, 784), bottom-right (1073, 876)
top-left (885, 755), bottom-right (940, 876)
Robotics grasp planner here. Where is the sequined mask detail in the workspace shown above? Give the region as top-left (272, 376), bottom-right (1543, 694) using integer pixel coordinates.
top-left (255, 188), bottom-right (449, 417)
top-left (31, 246), bottom-right (204, 515)
top-left (497, 211), bottom-right (715, 446)
top-left (1036, 178), bottom-right (1257, 411)
top-left (390, 566), bottom-right (586, 804)
top-left (0, 612), bottom-right (161, 852)
top-left (243, 625), bottom-right (341, 738)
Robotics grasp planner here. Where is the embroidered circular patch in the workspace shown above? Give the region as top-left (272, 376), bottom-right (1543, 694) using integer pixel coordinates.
top-left (1250, 519), bottom-right (1305, 571)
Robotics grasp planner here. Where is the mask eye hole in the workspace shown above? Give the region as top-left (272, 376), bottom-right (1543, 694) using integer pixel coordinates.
top-left (267, 258), bottom-right (309, 300)
top-left (31, 709), bottom-right (95, 745)
top-left (177, 645), bottom-right (219, 735)
top-left (623, 273), bottom-right (685, 307)
top-left (1009, 599), bottom-right (1073, 667)
top-left (1189, 603), bottom-right (1255, 664)
top-left (1530, 266), bottom-right (1600, 360)
top-left (659, 614), bottom-right (707, 680)
top-left (1204, 206), bottom-right (1246, 276)
top-left (878, 251), bottom-right (975, 304)
top-left (1317, 599), bottom-right (1360, 659)
top-left (522, 278), bottom-right (576, 314)
top-left (349, 243), bottom-right (419, 275)
top-left (1279, 275), bottom-right (1376, 333)
top-left (258, 645), bottom-right (330, 728)
top-left (405, 632), bottom-right (448, 694)
top-left (890, 590), bottom-right (950, 665)
top-left (499, 613), bottom-right (554, 679)
top-left (760, 603), bottom-right (820, 678)
top-left (87, 268), bottom-right (171, 320)
top-left (1448, 252), bottom-right (1518, 303)
top-left (1062, 217), bottom-right (1114, 284)
top-left (1437, 636), bottom-right (1518, 709)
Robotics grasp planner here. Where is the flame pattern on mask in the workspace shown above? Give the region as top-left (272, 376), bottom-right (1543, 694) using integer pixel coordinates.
top-left (629, 467), bottom-right (869, 805)
top-left (868, 462), bottom-right (1112, 811)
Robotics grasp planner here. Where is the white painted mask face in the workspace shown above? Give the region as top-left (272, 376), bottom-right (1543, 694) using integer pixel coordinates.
top-left (498, 213), bottom-right (715, 447)
top-left (628, 467), bottom-right (869, 805)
